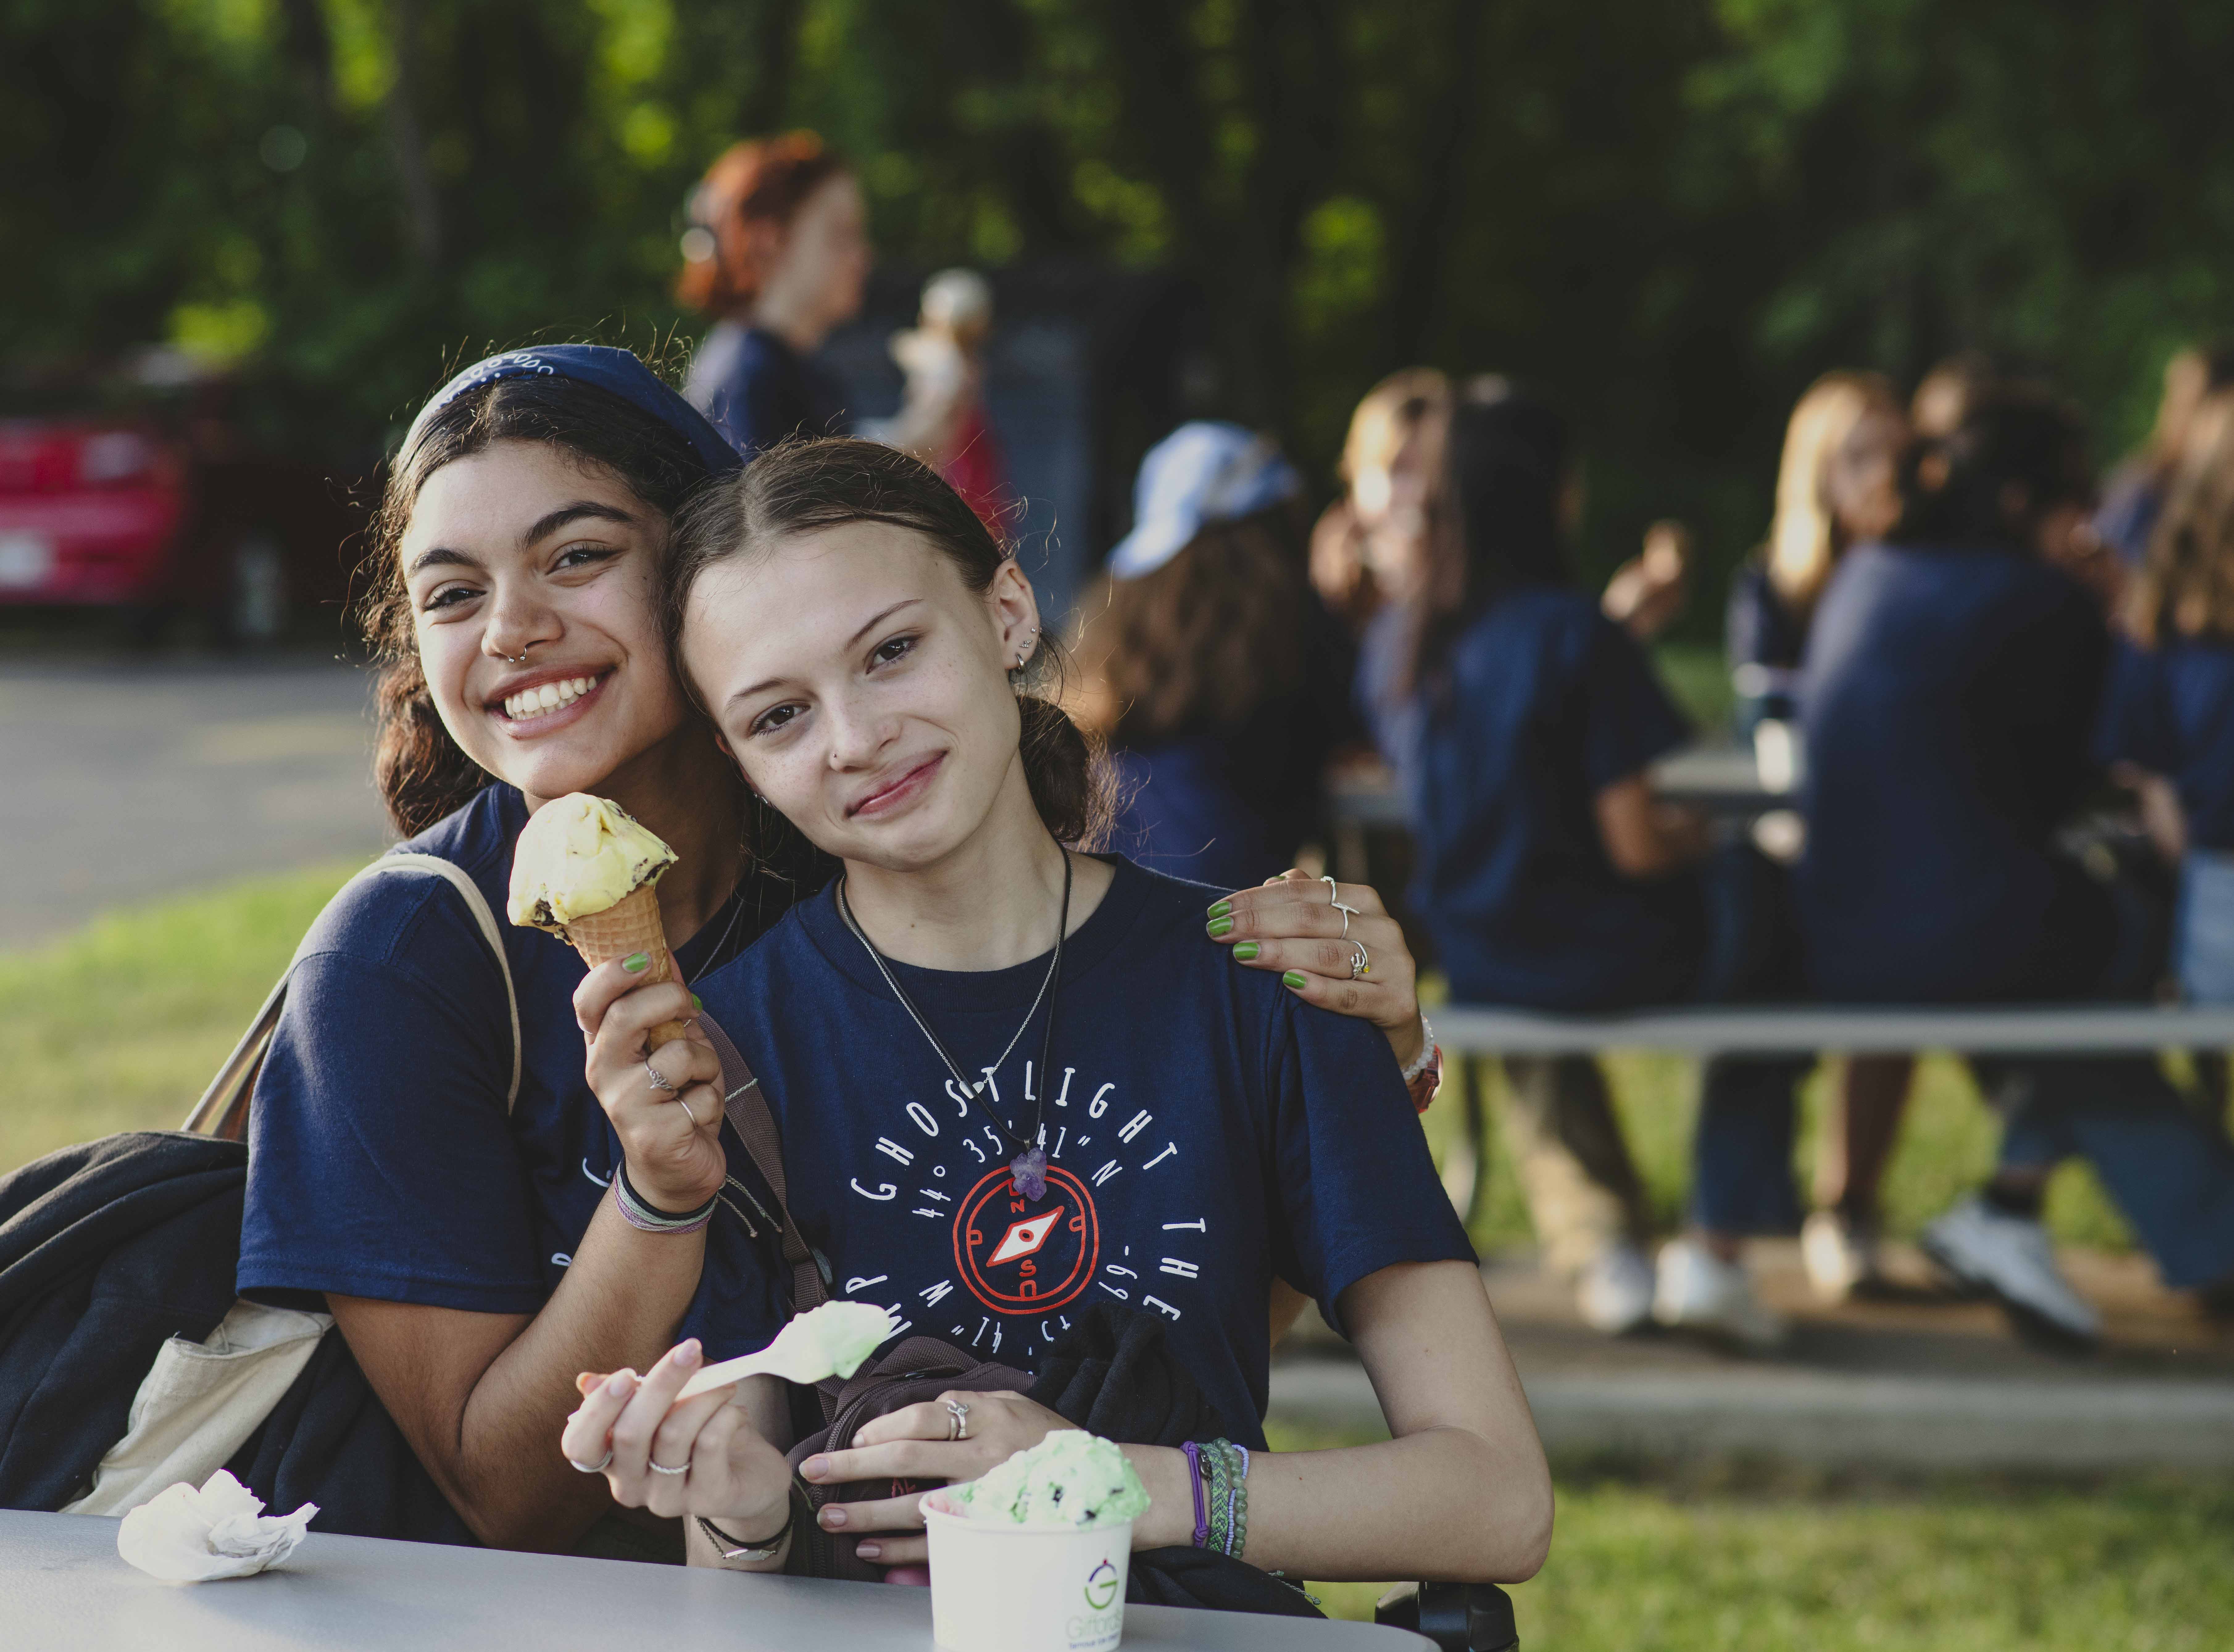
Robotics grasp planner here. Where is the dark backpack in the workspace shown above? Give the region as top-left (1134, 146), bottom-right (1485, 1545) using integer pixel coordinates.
top-left (0, 854), bottom-right (514, 1541)
top-left (0, 1130), bottom-right (470, 1542)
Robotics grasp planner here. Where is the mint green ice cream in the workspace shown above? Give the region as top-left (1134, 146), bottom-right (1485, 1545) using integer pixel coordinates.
top-left (793, 1301), bottom-right (894, 1381)
top-left (953, 1430), bottom-right (1149, 1528)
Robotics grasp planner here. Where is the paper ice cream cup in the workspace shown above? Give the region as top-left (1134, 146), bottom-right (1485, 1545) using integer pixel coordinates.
top-left (925, 1506), bottom-right (1133, 1652)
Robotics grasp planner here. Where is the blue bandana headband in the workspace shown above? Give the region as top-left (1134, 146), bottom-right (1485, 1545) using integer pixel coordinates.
top-left (402, 344), bottom-right (744, 475)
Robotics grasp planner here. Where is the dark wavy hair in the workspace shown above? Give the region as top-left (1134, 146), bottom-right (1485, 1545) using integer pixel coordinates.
top-left (1071, 500), bottom-right (1312, 748)
top-left (358, 372), bottom-right (722, 836)
top-left (1392, 390), bottom-right (1573, 699)
top-left (664, 437), bottom-right (1111, 850)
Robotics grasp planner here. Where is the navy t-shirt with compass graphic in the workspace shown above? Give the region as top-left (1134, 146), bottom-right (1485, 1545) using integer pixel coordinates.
top-left (692, 854), bottom-right (1474, 1450)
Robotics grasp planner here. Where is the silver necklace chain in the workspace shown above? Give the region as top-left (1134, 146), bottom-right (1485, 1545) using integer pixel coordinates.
top-left (835, 873), bottom-right (1062, 1119)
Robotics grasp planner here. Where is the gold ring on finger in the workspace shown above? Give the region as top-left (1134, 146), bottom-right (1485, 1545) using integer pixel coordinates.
top-left (1349, 940), bottom-right (1370, 980)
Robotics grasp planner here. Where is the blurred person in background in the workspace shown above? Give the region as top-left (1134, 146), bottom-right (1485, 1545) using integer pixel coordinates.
top-left (1071, 422), bottom-right (1357, 890)
top-left (1910, 350), bottom-right (2003, 441)
top-left (1724, 371), bottom-right (1917, 1303)
top-left (1310, 367), bottom-right (1453, 632)
top-left (2095, 341), bottom-right (2234, 567)
top-left (2102, 386), bottom-right (2234, 1019)
top-left (679, 132), bottom-right (869, 459)
top-left (1311, 366), bottom-right (1689, 643)
top-left (1727, 372), bottom-right (1903, 737)
top-left (859, 268), bottom-right (1013, 535)
top-left (1799, 386), bottom-right (2234, 1344)
top-left (1357, 388), bottom-right (1769, 1340)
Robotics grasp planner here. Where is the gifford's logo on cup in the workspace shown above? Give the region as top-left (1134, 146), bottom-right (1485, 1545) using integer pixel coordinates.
top-left (925, 1506), bottom-right (1134, 1652)
top-left (1082, 1557), bottom-right (1121, 1611)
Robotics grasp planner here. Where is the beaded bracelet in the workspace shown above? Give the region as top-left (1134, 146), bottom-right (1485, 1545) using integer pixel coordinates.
top-left (1203, 1440), bottom-right (1232, 1556)
top-left (1228, 1442), bottom-right (1250, 1559)
top-left (612, 1165), bottom-right (718, 1235)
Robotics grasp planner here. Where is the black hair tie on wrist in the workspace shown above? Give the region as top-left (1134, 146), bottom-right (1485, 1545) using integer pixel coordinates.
top-left (613, 1162), bottom-right (718, 1232)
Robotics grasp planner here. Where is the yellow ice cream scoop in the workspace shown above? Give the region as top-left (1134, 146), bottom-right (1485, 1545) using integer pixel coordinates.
top-left (507, 793), bottom-right (677, 933)
top-left (509, 795), bottom-right (692, 1050)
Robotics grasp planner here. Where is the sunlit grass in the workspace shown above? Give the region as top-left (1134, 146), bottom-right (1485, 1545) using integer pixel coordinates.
top-left (0, 861), bottom-right (360, 1171)
top-left (1301, 1473), bottom-right (2234, 1649)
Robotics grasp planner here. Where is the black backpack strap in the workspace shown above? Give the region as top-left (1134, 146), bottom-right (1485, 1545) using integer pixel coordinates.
top-left (699, 1013), bottom-right (830, 1315)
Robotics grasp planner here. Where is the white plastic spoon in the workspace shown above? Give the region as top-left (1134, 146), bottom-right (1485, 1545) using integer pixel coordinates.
top-left (676, 1301), bottom-right (901, 1401)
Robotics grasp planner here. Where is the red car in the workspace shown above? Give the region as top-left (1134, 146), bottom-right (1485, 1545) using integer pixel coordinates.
top-left (0, 357), bottom-right (365, 641)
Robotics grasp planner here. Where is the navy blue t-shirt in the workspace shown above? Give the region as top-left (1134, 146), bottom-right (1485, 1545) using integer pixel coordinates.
top-left (684, 322), bottom-right (849, 461)
top-left (239, 786), bottom-right (788, 1359)
top-left (1798, 543), bottom-right (2110, 1001)
top-left (1725, 560), bottom-right (1810, 675)
top-left (2097, 636), bottom-right (2234, 852)
top-left (1357, 585), bottom-right (1701, 1010)
top-left (691, 855), bottom-right (1472, 1449)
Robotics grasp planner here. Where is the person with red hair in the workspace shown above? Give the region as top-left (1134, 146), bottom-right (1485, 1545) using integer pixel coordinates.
top-left (678, 132), bottom-right (872, 459)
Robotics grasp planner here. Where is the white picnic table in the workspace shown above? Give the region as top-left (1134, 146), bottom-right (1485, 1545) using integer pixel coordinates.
top-left (0, 1509), bottom-right (1427, 1651)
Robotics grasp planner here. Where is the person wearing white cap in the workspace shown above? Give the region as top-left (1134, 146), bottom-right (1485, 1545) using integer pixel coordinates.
top-left (1072, 422), bottom-right (1362, 893)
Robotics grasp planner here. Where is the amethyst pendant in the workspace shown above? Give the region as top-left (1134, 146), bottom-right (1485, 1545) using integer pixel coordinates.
top-left (1010, 1146), bottom-right (1048, 1200)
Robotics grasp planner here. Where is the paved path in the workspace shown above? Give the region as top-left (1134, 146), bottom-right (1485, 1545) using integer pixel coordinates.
top-left (0, 656), bottom-right (393, 945)
top-left (1271, 1241), bottom-right (2234, 1470)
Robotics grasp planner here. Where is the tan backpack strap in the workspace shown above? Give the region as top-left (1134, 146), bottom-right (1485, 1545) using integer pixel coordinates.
top-left (183, 852), bottom-right (524, 1138)
top-left (375, 853), bottom-right (522, 1112)
top-left (698, 1013), bottom-right (830, 1314)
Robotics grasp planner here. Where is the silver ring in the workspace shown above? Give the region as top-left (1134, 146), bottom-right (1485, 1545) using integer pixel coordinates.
top-left (945, 1400), bottom-right (971, 1442)
top-left (678, 1094), bottom-right (700, 1127)
top-left (568, 1450), bottom-right (613, 1474)
top-left (644, 1059), bottom-right (677, 1094)
top-left (1323, 874), bottom-right (1361, 920)
top-left (1348, 940), bottom-right (1370, 980)
top-left (648, 1458), bottom-right (689, 1476)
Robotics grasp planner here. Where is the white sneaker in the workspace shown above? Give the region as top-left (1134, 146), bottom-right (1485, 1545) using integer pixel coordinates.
top-left (1575, 1244), bottom-right (1656, 1335)
top-left (1801, 1210), bottom-right (1882, 1303)
top-left (1652, 1238), bottom-right (1787, 1351)
top-left (1919, 1194), bottom-right (2101, 1347)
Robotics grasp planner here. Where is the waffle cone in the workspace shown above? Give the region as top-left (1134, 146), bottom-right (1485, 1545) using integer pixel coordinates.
top-left (564, 884), bottom-right (690, 1048)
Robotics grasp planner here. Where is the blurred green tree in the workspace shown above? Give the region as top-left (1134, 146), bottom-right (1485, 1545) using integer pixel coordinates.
top-left (6, 0), bottom-right (2234, 603)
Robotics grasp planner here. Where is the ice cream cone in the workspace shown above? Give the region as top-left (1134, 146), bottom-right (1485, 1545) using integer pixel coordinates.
top-left (561, 884), bottom-right (691, 1048)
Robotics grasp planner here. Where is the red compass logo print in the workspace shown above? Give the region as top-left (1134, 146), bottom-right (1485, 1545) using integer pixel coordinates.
top-left (955, 1165), bottom-right (1099, 1314)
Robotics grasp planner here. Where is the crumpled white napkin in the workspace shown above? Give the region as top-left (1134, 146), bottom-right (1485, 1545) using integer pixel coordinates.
top-left (116, 1469), bottom-right (317, 1582)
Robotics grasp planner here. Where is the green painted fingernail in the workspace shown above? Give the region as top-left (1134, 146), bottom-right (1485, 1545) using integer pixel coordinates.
top-left (692, 993), bottom-right (703, 1010)
top-left (1233, 942), bottom-right (1260, 962)
top-left (622, 952), bottom-right (649, 973)
top-left (1282, 970), bottom-right (1308, 990)
top-left (1206, 916), bottom-right (1233, 938)
top-left (1206, 899), bottom-right (1232, 920)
